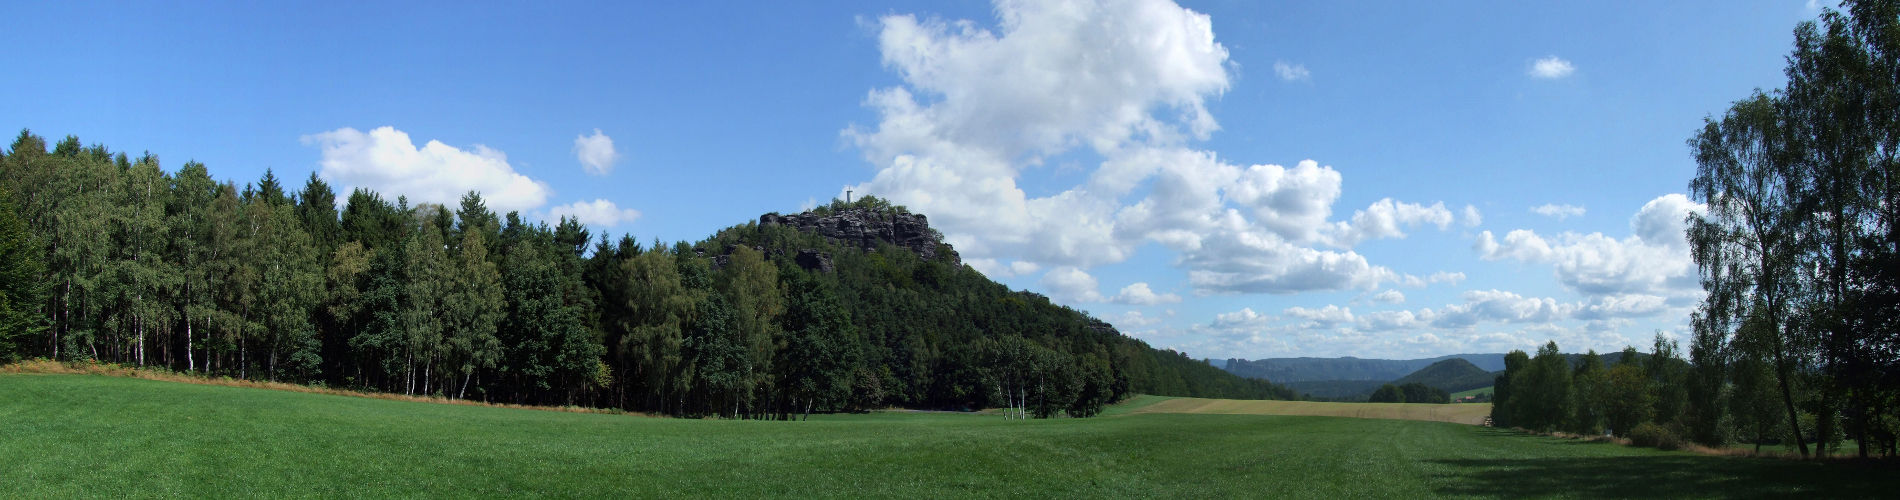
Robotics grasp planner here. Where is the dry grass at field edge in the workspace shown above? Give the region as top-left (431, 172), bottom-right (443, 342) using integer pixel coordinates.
top-left (1123, 396), bottom-right (1493, 425)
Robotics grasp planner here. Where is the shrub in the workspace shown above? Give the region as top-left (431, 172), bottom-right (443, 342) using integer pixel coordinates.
top-left (1629, 422), bottom-right (1685, 450)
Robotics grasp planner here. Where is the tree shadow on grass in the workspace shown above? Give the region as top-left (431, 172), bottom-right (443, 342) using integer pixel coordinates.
top-left (1428, 454), bottom-right (1896, 498)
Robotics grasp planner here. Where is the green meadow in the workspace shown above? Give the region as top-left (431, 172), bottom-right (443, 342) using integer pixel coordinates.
top-left (1, 374), bottom-right (1888, 498)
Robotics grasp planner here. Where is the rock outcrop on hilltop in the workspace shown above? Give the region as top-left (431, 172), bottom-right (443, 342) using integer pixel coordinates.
top-left (759, 208), bottom-right (960, 266)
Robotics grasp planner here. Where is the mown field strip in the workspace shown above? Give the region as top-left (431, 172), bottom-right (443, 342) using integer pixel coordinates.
top-left (1124, 396), bottom-right (1493, 425)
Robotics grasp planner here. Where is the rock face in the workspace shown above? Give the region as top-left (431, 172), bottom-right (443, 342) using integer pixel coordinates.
top-left (709, 245), bottom-right (832, 274)
top-left (760, 208), bottom-right (959, 267)
top-left (794, 249), bottom-right (834, 273)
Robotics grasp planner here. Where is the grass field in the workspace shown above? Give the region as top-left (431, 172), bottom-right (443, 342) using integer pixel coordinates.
top-left (1453, 386), bottom-right (1494, 400)
top-left (2, 374), bottom-right (1891, 498)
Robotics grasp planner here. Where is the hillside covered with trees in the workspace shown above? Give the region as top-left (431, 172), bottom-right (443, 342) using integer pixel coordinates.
top-left (1268, 357), bottom-right (1504, 401)
top-left (1222, 354), bottom-right (1505, 383)
top-left (0, 137), bottom-right (1292, 419)
top-left (1390, 358), bottom-right (1494, 395)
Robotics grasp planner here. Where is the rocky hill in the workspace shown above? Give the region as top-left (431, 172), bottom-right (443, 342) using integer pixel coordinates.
top-left (759, 207), bottom-right (959, 266)
top-left (693, 195), bottom-right (1297, 409)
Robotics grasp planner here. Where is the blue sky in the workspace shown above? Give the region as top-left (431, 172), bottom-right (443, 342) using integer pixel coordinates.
top-left (1, 1), bottom-right (1821, 359)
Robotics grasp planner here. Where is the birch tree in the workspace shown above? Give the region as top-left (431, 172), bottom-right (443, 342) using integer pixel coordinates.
top-left (1689, 92), bottom-right (1811, 456)
top-left (445, 228), bottom-right (502, 399)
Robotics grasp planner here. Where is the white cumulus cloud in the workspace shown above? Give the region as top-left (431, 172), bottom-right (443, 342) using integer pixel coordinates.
top-left (1177, 283), bottom-right (1688, 358)
top-left (1039, 267), bottom-right (1180, 305)
top-left (1327, 198), bottom-right (1455, 247)
top-left (1429, 289), bottom-right (1574, 329)
top-left (1430, 271), bottom-right (1467, 285)
top-left (1531, 203), bottom-right (1586, 220)
top-left (1273, 60), bottom-right (1310, 81)
top-left (1113, 310), bottom-right (1163, 329)
top-left (966, 258), bottom-right (1045, 278)
top-left (1040, 266), bottom-right (1107, 303)
top-left (1529, 56), bottom-right (1576, 79)
top-left (1183, 227), bottom-right (1397, 294)
top-left (847, 0), bottom-right (1461, 298)
top-left (851, 0), bottom-right (1229, 166)
top-left (1220, 159), bottom-right (1343, 244)
top-left (548, 199), bottom-right (641, 227)
top-left (1111, 282), bottom-right (1182, 305)
top-left (1285, 304), bottom-right (1355, 325)
top-left (1573, 294), bottom-right (1669, 320)
top-left (1210, 307), bottom-right (1271, 330)
top-left (847, 0), bottom-right (1232, 270)
top-left (574, 129), bottom-right (620, 176)
top-left (1478, 194), bottom-right (1705, 298)
top-left (1630, 194), bottom-right (1702, 247)
top-left (1358, 310), bottom-right (1422, 332)
top-left (302, 126), bottom-right (552, 214)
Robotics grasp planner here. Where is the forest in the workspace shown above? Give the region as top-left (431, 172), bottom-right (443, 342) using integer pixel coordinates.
top-left (1366, 383), bottom-right (1449, 404)
top-left (0, 135), bottom-right (1294, 419)
top-left (1494, 3), bottom-right (1900, 458)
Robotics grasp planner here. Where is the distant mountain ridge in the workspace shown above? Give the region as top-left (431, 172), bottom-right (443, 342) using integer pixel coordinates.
top-left (1230, 351), bottom-right (1652, 400)
top-left (1221, 354), bottom-right (1506, 383)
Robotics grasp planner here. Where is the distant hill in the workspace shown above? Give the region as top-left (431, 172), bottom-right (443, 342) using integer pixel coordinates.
top-left (1390, 359), bottom-right (1495, 394)
top-left (1221, 354), bottom-right (1505, 383)
top-left (1223, 350), bottom-right (1665, 401)
top-left (1279, 359), bottom-right (1499, 400)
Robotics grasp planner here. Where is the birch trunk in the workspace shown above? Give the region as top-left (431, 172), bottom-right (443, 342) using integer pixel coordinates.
top-left (136, 307), bottom-right (144, 366)
top-left (55, 279), bottom-right (65, 360)
top-left (186, 315), bottom-right (194, 372)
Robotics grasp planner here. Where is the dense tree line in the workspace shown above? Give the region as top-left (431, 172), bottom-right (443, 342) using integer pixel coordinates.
top-left (1368, 383), bottom-right (1448, 404)
top-left (0, 138), bottom-right (1291, 418)
top-left (1491, 339), bottom-right (1689, 442)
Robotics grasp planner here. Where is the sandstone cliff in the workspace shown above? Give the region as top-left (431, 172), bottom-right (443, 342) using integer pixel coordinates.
top-left (759, 207), bottom-right (959, 267)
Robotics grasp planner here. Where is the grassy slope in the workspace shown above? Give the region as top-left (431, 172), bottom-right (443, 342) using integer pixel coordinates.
top-left (1094, 394), bottom-right (1177, 416)
top-left (3, 375), bottom-right (1889, 498)
top-left (1453, 386), bottom-right (1495, 400)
